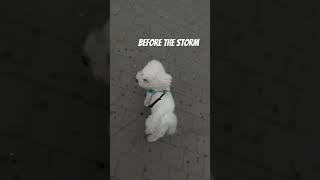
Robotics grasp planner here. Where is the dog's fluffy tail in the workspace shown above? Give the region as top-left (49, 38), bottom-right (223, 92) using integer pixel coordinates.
top-left (164, 113), bottom-right (178, 135)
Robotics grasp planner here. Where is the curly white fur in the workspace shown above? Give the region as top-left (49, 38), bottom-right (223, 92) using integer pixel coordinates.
top-left (136, 60), bottom-right (178, 142)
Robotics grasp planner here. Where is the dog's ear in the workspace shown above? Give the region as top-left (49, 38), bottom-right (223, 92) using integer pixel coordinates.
top-left (161, 73), bottom-right (172, 86)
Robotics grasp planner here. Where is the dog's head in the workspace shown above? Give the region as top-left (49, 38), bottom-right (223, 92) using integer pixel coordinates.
top-left (136, 60), bottom-right (172, 91)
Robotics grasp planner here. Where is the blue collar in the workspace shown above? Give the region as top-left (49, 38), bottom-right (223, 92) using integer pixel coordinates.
top-left (147, 89), bottom-right (167, 95)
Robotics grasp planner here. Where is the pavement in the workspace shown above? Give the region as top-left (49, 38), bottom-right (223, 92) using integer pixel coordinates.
top-left (0, 0), bottom-right (210, 179)
top-left (110, 0), bottom-right (210, 180)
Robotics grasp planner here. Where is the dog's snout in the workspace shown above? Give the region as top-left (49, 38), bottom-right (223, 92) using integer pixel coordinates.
top-left (135, 79), bottom-right (138, 83)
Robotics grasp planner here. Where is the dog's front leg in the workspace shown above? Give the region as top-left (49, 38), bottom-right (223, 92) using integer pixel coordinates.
top-left (145, 115), bottom-right (153, 135)
top-left (144, 93), bottom-right (152, 107)
top-left (147, 134), bottom-right (159, 142)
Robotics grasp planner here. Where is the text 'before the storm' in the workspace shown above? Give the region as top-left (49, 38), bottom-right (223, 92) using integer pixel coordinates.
top-left (138, 39), bottom-right (200, 47)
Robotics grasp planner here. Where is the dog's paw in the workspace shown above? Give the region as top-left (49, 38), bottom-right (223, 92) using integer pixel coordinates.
top-left (147, 135), bottom-right (158, 142)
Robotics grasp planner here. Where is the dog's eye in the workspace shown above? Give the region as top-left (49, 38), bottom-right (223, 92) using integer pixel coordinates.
top-left (143, 78), bottom-right (148, 82)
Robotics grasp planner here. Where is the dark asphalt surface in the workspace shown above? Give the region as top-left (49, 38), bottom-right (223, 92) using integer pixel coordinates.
top-left (1, 0), bottom-right (108, 179)
top-left (213, 1), bottom-right (320, 179)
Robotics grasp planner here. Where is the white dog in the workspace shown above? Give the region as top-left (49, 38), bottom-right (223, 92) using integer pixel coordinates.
top-left (136, 60), bottom-right (178, 142)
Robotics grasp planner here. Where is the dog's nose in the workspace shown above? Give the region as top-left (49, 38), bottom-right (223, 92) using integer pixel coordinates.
top-left (135, 79), bottom-right (138, 83)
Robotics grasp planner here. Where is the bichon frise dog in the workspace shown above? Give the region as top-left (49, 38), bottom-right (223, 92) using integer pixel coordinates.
top-left (136, 60), bottom-right (178, 142)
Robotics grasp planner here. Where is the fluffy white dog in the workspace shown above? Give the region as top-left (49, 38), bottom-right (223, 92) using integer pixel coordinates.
top-left (136, 60), bottom-right (178, 142)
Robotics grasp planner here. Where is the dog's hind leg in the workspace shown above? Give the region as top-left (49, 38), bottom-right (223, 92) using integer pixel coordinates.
top-left (165, 113), bottom-right (177, 135)
top-left (147, 123), bottom-right (169, 142)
